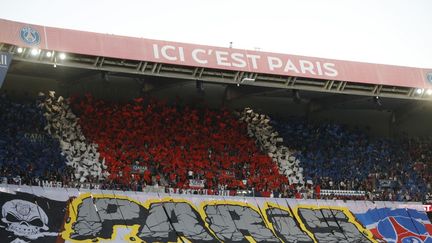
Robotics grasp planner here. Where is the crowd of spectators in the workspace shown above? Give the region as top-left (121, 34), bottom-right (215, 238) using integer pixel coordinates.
top-left (408, 138), bottom-right (432, 195)
top-left (40, 91), bottom-right (107, 182)
top-left (0, 93), bottom-right (431, 202)
top-left (272, 118), bottom-right (431, 201)
top-left (0, 94), bottom-right (67, 179)
top-left (71, 94), bottom-right (287, 192)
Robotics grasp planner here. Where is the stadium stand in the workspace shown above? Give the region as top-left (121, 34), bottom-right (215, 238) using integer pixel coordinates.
top-left (1, 18), bottom-right (432, 242)
top-left (39, 92), bottom-right (108, 182)
top-left (0, 92), bottom-right (431, 202)
top-left (71, 93), bottom-right (287, 192)
top-left (238, 108), bottom-right (304, 185)
top-left (0, 94), bottom-right (68, 184)
top-left (409, 137), bottom-right (432, 197)
top-left (271, 114), bottom-right (429, 201)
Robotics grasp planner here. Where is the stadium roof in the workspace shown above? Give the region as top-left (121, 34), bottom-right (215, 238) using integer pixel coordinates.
top-left (1, 18), bottom-right (432, 101)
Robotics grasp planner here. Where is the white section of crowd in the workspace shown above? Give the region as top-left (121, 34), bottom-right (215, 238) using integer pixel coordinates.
top-left (239, 108), bottom-right (304, 185)
top-left (38, 92), bottom-right (108, 182)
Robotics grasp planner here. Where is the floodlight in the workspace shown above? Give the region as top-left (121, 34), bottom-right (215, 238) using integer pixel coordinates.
top-left (426, 89), bottom-right (432, 95)
top-left (58, 53), bottom-right (66, 60)
top-left (17, 47), bottom-right (23, 53)
top-left (31, 48), bottom-right (40, 56)
top-left (415, 88), bottom-right (424, 95)
top-left (46, 51), bottom-right (52, 58)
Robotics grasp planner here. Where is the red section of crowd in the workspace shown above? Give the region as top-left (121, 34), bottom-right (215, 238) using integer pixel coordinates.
top-left (72, 95), bottom-right (287, 192)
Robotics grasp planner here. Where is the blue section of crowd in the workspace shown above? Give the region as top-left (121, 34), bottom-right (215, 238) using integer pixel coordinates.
top-left (0, 95), bottom-right (67, 180)
top-left (272, 118), bottom-right (430, 201)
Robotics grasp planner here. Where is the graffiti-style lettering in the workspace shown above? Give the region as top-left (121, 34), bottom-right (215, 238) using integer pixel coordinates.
top-left (138, 202), bottom-right (217, 242)
top-left (298, 208), bottom-right (371, 243)
top-left (3, 188), bottom-right (431, 243)
top-left (204, 203), bottom-right (280, 242)
top-left (266, 207), bottom-right (313, 242)
top-left (70, 197), bottom-right (146, 240)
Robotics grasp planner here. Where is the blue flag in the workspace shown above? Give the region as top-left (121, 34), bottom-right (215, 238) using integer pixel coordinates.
top-left (0, 52), bottom-right (12, 89)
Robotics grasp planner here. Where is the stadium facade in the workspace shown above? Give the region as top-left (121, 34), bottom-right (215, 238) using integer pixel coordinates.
top-left (0, 19), bottom-right (431, 242)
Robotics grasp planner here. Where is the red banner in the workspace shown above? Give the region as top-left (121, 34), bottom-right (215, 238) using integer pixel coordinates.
top-left (1, 18), bottom-right (431, 88)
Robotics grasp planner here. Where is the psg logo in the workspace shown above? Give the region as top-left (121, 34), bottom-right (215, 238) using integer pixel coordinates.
top-left (19, 26), bottom-right (40, 45)
top-left (427, 72), bottom-right (432, 84)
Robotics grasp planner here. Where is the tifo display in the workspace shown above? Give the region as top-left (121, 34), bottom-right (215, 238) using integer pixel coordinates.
top-left (0, 92), bottom-right (431, 203)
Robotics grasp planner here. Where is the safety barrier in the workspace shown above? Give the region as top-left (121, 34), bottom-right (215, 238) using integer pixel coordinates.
top-left (320, 189), bottom-right (366, 197)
